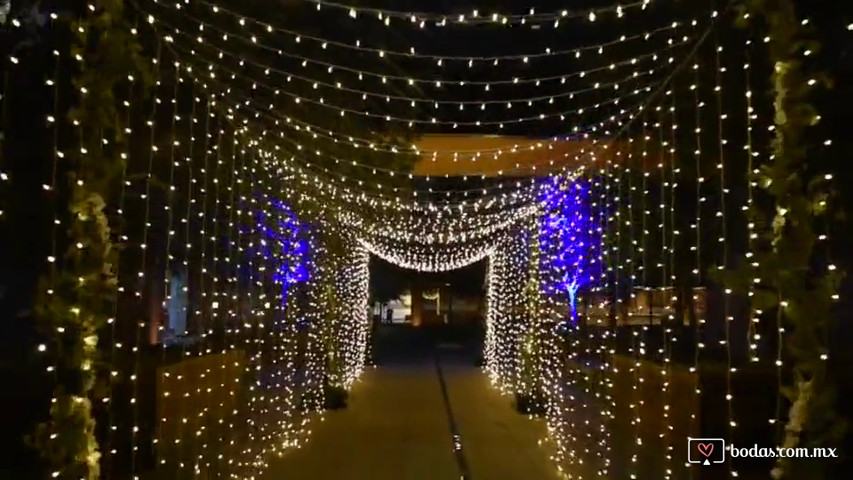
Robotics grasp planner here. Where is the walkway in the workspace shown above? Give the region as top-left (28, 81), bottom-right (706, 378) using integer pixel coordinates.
top-left (263, 325), bottom-right (558, 480)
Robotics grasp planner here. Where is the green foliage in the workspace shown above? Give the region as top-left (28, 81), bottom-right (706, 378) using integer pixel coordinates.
top-left (732, 2), bottom-right (845, 478)
top-left (518, 220), bottom-right (544, 398)
top-left (30, 2), bottom-right (152, 478)
top-left (320, 280), bottom-right (343, 387)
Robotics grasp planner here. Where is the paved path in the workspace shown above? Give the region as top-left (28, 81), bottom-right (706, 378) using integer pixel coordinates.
top-left (263, 343), bottom-right (558, 479)
top-left (441, 357), bottom-right (559, 480)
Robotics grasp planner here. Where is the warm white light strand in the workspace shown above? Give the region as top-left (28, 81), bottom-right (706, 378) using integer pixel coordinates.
top-left (305, 0), bottom-right (651, 26)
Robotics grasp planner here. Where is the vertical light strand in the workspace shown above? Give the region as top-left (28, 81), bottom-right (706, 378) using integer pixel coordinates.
top-left (714, 31), bottom-right (736, 477)
top-left (654, 102), bottom-right (672, 480)
top-left (242, 136), bottom-right (261, 476)
top-left (256, 140), bottom-right (277, 475)
top-left (106, 62), bottom-right (136, 475)
top-left (484, 254), bottom-right (498, 383)
top-left (45, 49), bottom-right (61, 299)
top-left (590, 144), bottom-right (614, 476)
top-left (0, 67), bottom-right (8, 220)
top-left (273, 156), bottom-right (293, 457)
top-left (689, 58), bottom-right (705, 479)
top-left (32, 40), bottom-right (63, 471)
top-left (253, 146), bottom-right (278, 470)
top-left (156, 59), bottom-right (180, 471)
top-left (132, 45), bottom-right (162, 475)
top-left (585, 169), bottom-right (601, 477)
top-left (599, 144), bottom-right (614, 478)
top-left (191, 97), bottom-right (214, 475)
top-left (205, 108), bottom-right (225, 475)
top-left (224, 128), bottom-right (245, 472)
top-left (220, 121), bottom-right (241, 466)
top-left (237, 131), bottom-right (262, 476)
top-left (667, 81), bottom-right (680, 480)
top-left (639, 111), bottom-right (651, 474)
top-left (613, 138), bottom-right (626, 480)
top-left (40, 44), bottom-right (62, 448)
top-left (263, 155), bottom-right (286, 458)
top-left (538, 179), bottom-right (573, 478)
top-left (175, 76), bottom-right (199, 475)
top-left (742, 36), bottom-right (761, 364)
top-left (304, 227), bottom-right (320, 444)
top-left (625, 132), bottom-right (641, 480)
top-left (305, 227), bottom-right (326, 416)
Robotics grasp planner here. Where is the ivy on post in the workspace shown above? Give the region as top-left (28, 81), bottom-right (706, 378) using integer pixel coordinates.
top-left (319, 278), bottom-right (348, 409)
top-left (733, 1), bottom-right (845, 478)
top-left (29, 1), bottom-right (150, 478)
top-left (313, 226), bottom-right (358, 410)
top-left (518, 219), bottom-right (547, 415)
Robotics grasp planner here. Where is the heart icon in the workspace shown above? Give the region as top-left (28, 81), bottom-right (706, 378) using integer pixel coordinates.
top-left (697, 443), bottom-right (714, 458)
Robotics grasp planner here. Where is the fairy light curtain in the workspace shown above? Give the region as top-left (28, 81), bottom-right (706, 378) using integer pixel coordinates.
top-left (7, 1), bottom-right (842, 480)
top-left (484, 226), bottom-right (531, 393)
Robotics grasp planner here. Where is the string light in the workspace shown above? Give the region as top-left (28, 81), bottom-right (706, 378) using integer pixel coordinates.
top-left (161, 39), bottom-right (666, 129)
top-left (186, 0), bottom-right (668, 63)
top-left (4, 3), bottom-right (813, 480)
top-left (175, 70), bottom-right (201, 476)
top-left (222, 118), bottom-right (241, 469)
top-left (161, 46), bottom-right (632, 199)
top-left (625, 126), bottom-right (642, 480)
top-left (639, 111), bottom-right (653, 480)
top-left (155, 58), bottom-right (180, 473)
top-left (157, 18), bottom-right (679, 115)
top-left (599, 133), bottom-right (615, 478)
top-left (714, 32), bottom-right (736, 477)
top-left (146, 0), bottom-right (687, 87)
top-left (304, 0), bottom-right (650, 26)
top-left (206, 101), bottom-right (226, 474)
top-left (743, 36), bottom-right (761, 364)
top-left (205, 81), bottom-right (640, 191)
top-left (614, 132), bottom-right (637, 480)
top-left (660, 89), bottom-right (673, 480)
top-left (539, 174), bottom-right (604, 478)
top-left (689, 57), bottom-right (705, 476)
top-left (140, 1), bottom-right (692, 131)
top-left (131, 45), bottom-right (163, 474)
top-left (140, 24), bottom-right (658, 191)
top-left (0, 61), bottom-right (7, 221)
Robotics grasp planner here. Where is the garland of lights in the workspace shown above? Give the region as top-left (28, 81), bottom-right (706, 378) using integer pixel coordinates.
top-left (8, 2), bottom-right (845, 480)
top-left (301, 0), bottom-right (648, 27)
top-left (735, 4), bottom-right (844, 479)
top-left (156, 43), bottom-right (668, 132)
top-left (164, 0), bottom-right (667, 63)
top-left (484, 228), bottom-right (528, 393)
top-left (157, 21), bottom-right (681, 114)
top-left (207, 82), bottom-right (636, 190)
top-left (26, 2), bottom-right (151, 478)
top-left (140, 1), bottom-right (694, 127)
top-left (144, 17), bottom-right (660, 192)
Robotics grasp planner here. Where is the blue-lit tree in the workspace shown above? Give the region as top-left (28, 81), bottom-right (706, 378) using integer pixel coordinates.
top-left (244, 194), bottom-right (314, 421)
top-left (538, 176), bottom-right (602, 327)
top-left (254, 197), bottom-right (311, 293)
top-left (507, 176), bottom-right (602, 419)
